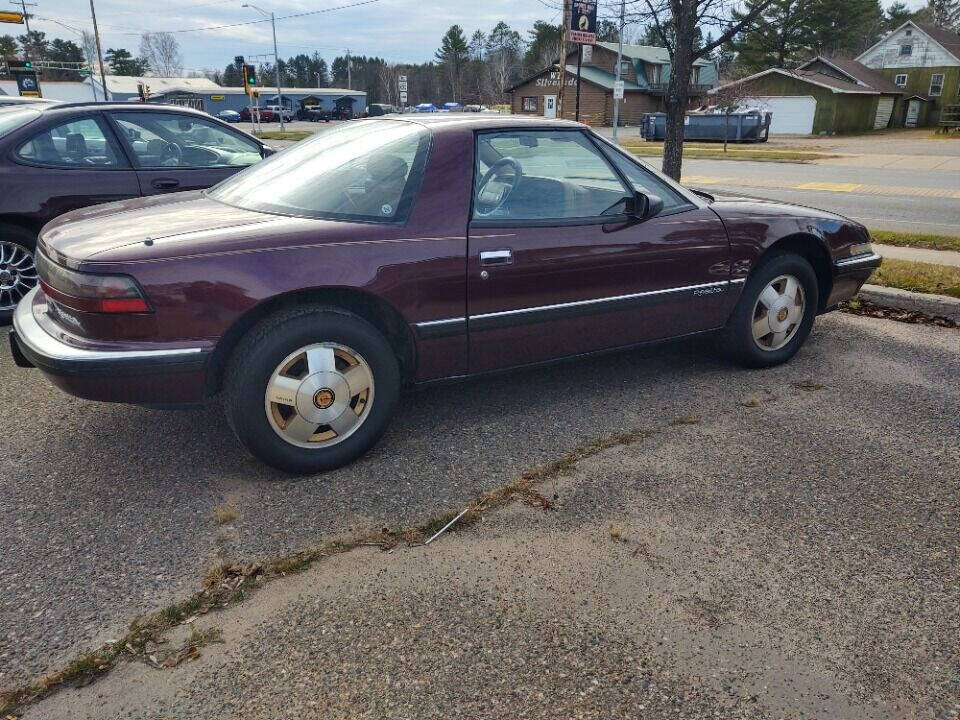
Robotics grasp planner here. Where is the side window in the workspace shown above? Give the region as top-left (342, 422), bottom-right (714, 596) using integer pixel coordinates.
top-left (16, 116), bottom-right (123, 168)
top-left (110, 112), bottom-right (263, 169)
top-left (473, 130), bottom-right (631, 221)
top-left (597, 142), bottom-right (691, 213)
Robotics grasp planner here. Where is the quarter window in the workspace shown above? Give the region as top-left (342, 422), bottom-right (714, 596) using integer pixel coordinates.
top-left (521, 96), bottom-right (538, 112)
top-left (473, 130), bottom-right (631, 221)
top-left (929, 73), bottom-right (944, 96)
top-left (16, 116), bottom-right (123, 167)
top-left (894, 73), bottom-right (907, 87)
top-left (110, 112), bottom-right (262, 168)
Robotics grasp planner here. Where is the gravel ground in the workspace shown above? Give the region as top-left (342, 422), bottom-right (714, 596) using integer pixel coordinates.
top-left (2, 312), bottom-right (959, 719)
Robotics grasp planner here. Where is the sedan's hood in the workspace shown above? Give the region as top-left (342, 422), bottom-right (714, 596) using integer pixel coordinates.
top-left (701, 192), bottom-right (852, 224)
top-left (40, 192), bottom-right (284, 267)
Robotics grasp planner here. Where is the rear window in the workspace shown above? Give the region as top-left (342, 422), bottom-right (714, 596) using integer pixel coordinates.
top-left (207, 119), bottom-right (431, 224)
top-left (0, 108), bottom-right (41, 137)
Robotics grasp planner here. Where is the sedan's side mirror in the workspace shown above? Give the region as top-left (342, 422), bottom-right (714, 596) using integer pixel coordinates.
top-left (627, 192), bottom-right (664, 220)
top-left (261, 146), bottom-right (276, 158)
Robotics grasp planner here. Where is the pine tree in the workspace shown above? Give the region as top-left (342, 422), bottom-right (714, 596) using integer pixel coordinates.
top-left (435, 25), bottom-right (469, 101)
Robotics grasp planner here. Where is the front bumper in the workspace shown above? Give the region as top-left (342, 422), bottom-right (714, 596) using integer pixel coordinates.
top-left (835, 251), bottom-right (882, 276)
top-left (825, 252), bottom-right (882, 309)
top-left (10, 287), bottom-right (211, 404)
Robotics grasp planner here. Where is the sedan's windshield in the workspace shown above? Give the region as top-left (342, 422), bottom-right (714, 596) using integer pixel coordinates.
top-left (207, 119), bottom-right (431, 224)
top-left (0, 108), bottom-right (41, 137)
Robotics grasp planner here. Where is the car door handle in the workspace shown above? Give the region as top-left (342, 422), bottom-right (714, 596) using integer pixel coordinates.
top-left (479, 249), bottom-right (513, 266)
top-left (151, 178), bottom-right (180, 190)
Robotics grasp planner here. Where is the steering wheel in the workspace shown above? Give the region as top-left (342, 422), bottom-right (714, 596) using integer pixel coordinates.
top-left (475, 157), bottom-right (523, 217)
top-left (159, 142), bottom-right (182, 166)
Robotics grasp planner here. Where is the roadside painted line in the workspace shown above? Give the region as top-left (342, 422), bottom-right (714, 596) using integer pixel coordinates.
top-left (795, 182), bottom-right (862, 192)
top-left (681, 175), bottom-right (960, 200)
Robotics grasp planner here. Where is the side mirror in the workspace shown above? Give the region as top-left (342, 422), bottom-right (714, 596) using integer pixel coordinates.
top-left (628, 192), bottom-right (664, 219)
top-left (261, 146), bottom-right (276, 158)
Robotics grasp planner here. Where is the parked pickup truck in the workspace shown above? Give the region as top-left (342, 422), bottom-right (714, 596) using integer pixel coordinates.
top-left (265, 105), bottom-right (295, 122)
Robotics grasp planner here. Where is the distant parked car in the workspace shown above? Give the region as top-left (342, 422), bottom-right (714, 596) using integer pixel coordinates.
top-left (216, 109), bottom-right (241, 123)
top-left (303, 107), bottom-right (331, 123)
top-left (240, 107), bottom-right (275, 123)
top-left (265, 104), bottom-right (295, 122)
top-left (366, 103), bottom-right (397, 117)
top-left (0, 102), bottom-right (272, 321)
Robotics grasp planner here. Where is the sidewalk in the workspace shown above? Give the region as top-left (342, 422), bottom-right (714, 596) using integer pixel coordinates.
top-left (874, 243), bottom-right (960, 267)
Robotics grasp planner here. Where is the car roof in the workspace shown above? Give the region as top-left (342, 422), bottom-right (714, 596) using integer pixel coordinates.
top-left (28, 101), bottom-right (215, 117)
top-left (383, 114), bottom-right (587, 131)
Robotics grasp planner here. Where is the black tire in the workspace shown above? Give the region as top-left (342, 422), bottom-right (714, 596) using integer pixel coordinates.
top-left (722, 252), bottom-right (819, 368)
top-left (0, 223), bottom-right (38, 326)
top-left (224, 305), bottom-right (401, 473)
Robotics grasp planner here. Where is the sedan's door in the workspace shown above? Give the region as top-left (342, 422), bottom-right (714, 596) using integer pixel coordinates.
top-left (106, 111), bottom-right (265, 195)
top-left (467, 129), bottom-right (731, 373)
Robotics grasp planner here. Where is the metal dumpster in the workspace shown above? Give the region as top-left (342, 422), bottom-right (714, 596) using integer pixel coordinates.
top-left (641, 111), bottom-right (772, 143)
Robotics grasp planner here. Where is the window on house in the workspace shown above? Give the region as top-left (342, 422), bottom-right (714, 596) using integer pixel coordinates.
top-left (905, 29), bottom-right (912, 36)
top-left (900, 44), bottom-right (912, 56)
top-left (930, 73), bottom-right (944, 96)
top-left (521, 96), bottom-right (538, 112)
top-left (895, 74), bottom-right (908, 87)
top-left (620, 60), bottom-right (632, 76)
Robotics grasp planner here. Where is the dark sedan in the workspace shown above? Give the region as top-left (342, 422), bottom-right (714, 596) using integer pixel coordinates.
top-left (10, 116), bottom-right (881, 473)
top-left (0, 102), bottom-right (271, 321)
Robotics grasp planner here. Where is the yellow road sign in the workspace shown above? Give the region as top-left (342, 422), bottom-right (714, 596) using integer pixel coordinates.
top-left (0, 11), bottom-right (25, 23)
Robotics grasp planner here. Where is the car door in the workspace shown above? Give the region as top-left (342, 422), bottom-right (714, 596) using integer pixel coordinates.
top-left (467, 128), bottom-right (731, 373)
top-left (8, 112), bottom-right (139, 226)
top-left (106, 110), bottom-right (265, 196)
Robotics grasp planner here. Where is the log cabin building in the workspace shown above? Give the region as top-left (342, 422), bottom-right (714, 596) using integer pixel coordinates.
top-left (508, 42), bottom-right (718, 125)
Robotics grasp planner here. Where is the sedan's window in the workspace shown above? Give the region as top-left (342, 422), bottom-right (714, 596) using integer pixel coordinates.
top-left (110, 112), bottom-right (262, 168)
top-left (207, 119), bottom-right (430, 224)
top-left (0, 107), bottom-right (41, 137)
top-left (597, 142), bottom-right (690, 212)
top-left (16, 117), bottom-right (122, 167)
top-left (473, 130), bottom-right (631, 221)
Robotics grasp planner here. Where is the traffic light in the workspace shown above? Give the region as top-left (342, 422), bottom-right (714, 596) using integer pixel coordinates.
top-left (8, 59), bottom-right (32, 71)
top-left (243, 64), bottom-right (257, 94)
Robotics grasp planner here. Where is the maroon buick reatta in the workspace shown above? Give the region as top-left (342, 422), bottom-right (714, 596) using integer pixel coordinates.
top-left (10, 116), bottom-right (880, 472)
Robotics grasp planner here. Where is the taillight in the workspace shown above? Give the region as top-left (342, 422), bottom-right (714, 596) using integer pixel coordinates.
top-left (36, 251), bottom-right (151, 314)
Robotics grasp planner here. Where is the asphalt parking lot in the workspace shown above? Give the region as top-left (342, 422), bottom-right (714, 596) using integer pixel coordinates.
top-left (2, 310), bottom-right (959, 718)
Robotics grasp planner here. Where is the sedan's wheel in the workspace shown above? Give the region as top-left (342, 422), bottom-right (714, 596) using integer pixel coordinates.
top-left (723, 253), bottom-right (818, 368)
top-left (225, 306), bottom-right (400, 473)
top-left (0, 228), bottom-right (39, 324)
top-left (751, 274), bottom-right (805, 351)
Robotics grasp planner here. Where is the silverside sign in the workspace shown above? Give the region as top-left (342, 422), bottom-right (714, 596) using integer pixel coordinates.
top-left (569, 0), bottom-right (597, 44)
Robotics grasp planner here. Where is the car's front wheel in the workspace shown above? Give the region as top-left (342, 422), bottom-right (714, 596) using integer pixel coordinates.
top-left (0, 224), bottom-right (38, 325)
top-left (224, 306), bottom-right (401, 473)
top-left (723, 252), bottom-right (819, 368)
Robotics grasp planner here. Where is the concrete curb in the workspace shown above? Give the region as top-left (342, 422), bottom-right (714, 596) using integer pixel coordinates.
top-left (857, 284), bottom-right (960, 323)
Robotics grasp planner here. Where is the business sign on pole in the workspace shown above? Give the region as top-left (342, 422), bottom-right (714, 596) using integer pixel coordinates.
top-left (16, 71), bottom-right (41, 97)
top-left (568, 1), bottom-right (597, 44)
top-left (613, 80), bottom-right (624, 100)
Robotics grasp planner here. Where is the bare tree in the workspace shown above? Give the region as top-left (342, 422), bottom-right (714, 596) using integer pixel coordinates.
top-left (139, 32), bottom-right (183, 77)
top-left (630, 0), bottom-right (775, 180)
top-left (378, 62), bottom-right (401, 106)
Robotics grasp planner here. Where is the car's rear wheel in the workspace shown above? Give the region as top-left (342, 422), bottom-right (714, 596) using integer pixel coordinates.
top-left (723, 253), bottom-right (819, 368)
top-left (224, 305), bottom-right (401, 473)
top-left (0, 224), bottom-right (38, 325)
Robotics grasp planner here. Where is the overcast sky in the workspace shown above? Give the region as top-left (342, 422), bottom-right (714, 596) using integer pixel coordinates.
top-left (22, 0), bottom-right (931, 75)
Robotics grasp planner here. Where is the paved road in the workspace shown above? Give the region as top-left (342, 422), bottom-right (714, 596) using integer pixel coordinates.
top-left (14, 312), bottom-right (960, 719)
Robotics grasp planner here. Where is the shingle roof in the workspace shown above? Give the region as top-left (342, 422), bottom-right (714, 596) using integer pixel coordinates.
top-left (793, 69), bottom-right (878, 93)
top-left (564, 64), bottom-right (642, 91)
top-left (914, 22), bottom-right (960, 63)
top-left (594, 42), bottom-right (713, 67)
top-left (798, 56), bottom-right (904, 93)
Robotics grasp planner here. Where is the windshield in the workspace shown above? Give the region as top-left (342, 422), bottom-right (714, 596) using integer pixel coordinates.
top-left (0, 108), bottom-right (41, 137)
top-left (207, 119), bottom-right (431, 224)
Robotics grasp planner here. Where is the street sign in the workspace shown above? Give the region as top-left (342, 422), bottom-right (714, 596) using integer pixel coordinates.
top-left (16, 71), bottom-right (41, 97)
top-left (398, 81), bottom-right (407, 92)
top-left (613, 80), bottom-right (624, 100)
top-left (0, 11), bottom-right (24, 23)
top-left (398, 74), bottom-right (406, 82)
top-left (399, 91), bottom-right (407, 103)
top-left (582, 44), bottom-right (592, 62)
top-left (568, 0), bottom-right (597, 44)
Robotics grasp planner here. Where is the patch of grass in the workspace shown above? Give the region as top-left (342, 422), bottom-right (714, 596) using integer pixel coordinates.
top-left (609, 524), bottom-right (626, 542)
top-left (212, 502), bottom-right (237, 526)
top-left (255, 130), bottom-right (313, 141)
top-left (792, 379), bottom-right (825, 391)
top-left (869, 258), bottom-right (960, 299)
top-left (868, 229), bottom-right (960, 253)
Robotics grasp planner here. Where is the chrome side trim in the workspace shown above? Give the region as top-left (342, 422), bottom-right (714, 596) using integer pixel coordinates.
top-left (412, 316), bottom-right (467, 340)
top-left (835, 252), bottom-right (882, 268)
top-left (471, 280), bottom-right (731, 323)
top-left (13, 287), bottom-right (204, 363)
top-left (730, 277), bottom-right (746, 285)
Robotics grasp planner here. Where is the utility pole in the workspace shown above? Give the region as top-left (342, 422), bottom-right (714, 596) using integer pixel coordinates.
top-left (88, 0), bottom-right (108, 102)
top-left (346, 48), bottom-right (351, 89)
top-left (11, 0), bottom-right (37, 55)
top-left (612, 0), bottom-right (625, 141)
top-left (314, 71), bottom-right (320, 88)
top-left (242, 4), bottom-right (285, 131)
top-left (557, 0), bottom-right (568, 119)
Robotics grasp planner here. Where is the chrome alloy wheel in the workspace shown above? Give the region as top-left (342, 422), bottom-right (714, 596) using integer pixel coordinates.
top-left (0, 241), bottom-right (37, 312)
top-left (264, 343), bottom-right (375, 449)
top-left (751, 274), bottom-right (805, 351)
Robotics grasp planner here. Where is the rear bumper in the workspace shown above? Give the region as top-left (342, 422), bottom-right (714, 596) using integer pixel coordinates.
top-left (11, 287), bottom-right (211, 404)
